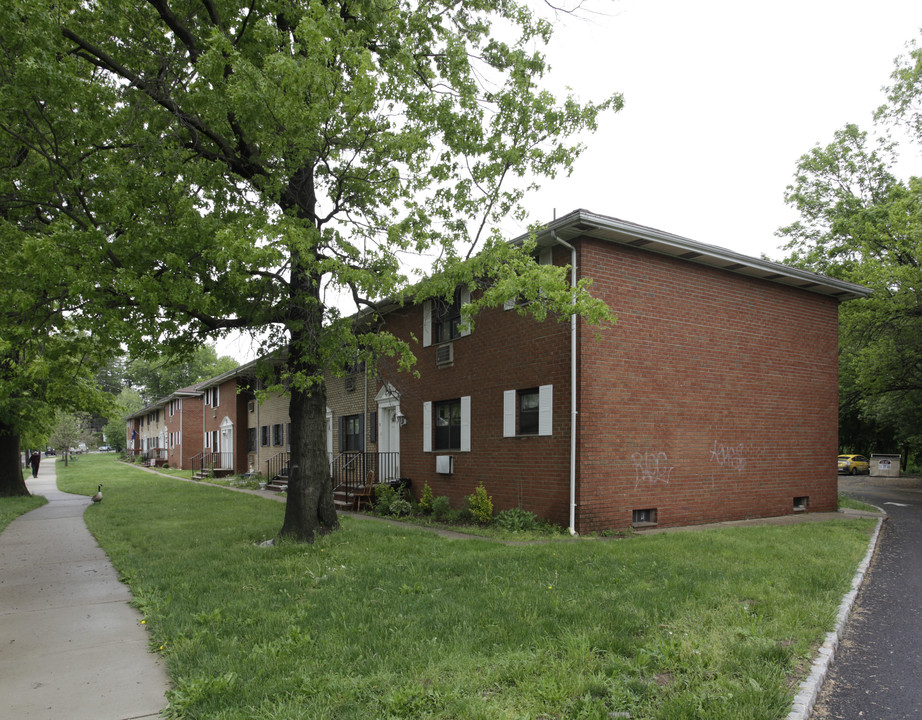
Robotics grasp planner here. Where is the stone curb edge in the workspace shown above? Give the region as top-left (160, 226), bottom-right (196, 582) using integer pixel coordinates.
top-left (785, 509), bottom-right (886, 720)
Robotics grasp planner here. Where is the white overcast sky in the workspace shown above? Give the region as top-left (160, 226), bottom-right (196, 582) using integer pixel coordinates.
top-left (218, 0), bottom-right (922, 362)
top-left (513, 0), bottom-right (922, 259)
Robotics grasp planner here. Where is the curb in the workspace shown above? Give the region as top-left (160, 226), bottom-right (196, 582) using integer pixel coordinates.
top-left (785, 508), bottom-right (886, 720)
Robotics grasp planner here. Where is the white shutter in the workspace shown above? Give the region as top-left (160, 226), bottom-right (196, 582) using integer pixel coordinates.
top-left (460, 395), bottom-right (471, 451)
top-left (538, 384), bottom-right (553, 436)
top-left (503, 390), bottom-right (516, 437)
top-left (422, 300), bottom-right (432, 347)
top-left (422, 401), bottom-right (432, 452)
top-left (459, 287), bottom-right (472, 337)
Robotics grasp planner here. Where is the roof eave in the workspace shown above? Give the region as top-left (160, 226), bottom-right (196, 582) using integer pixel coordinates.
top-left (518, 209), bottom-right (872, 301)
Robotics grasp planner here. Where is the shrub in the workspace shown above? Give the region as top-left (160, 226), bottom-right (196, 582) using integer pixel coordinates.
top-left (389, 498), bottom-right (412, 517)
top-left (374, 484), bottom-right (396, 515)
top-left (453, 507), bottom-right (473, 524)
top-left (418, 483), bottom-right (434, 514)
top-left (495, 507), bottom-right (538, 532)
top-left (465, 484), bottom-right (493, 524)
top-left (431, 495), bottom-right (451, 521)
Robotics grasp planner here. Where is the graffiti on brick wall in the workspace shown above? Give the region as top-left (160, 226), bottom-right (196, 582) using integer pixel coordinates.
top-left (631, 451), bottom-right (673, 488)
top-left (709, 441), bottom-right (746, 471)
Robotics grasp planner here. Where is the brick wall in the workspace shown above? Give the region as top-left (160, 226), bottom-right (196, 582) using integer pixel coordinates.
top-left (179, 396), bottom-right (203, 470)
top-left (250, 387), bottom-right (291, 475)
top-left (380, 248), bottom-right (574, 526)
top-left (575, 237), bottom-right (839, 532)
top-left (378, 236), bottom-right (840, 532)
top-left (202, 378), bottom-right (251, 474)
top-left (326, 371), bottom-right (380, 455)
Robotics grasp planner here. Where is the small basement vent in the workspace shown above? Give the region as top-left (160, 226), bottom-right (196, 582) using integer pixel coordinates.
top-left (793, 496), bottom-right (809, 512)
top-left (435, 342), bottom-right (454, 368)
top-left (632, 508), bottom-right (658, 526)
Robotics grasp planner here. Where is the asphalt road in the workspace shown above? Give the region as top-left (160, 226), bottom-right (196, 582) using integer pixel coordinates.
top-left (812, 473), bottom-right (922, 720)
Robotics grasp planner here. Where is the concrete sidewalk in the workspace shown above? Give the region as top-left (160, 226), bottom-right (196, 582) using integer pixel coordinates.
top-left (0, 458), bottom-right (170, 720)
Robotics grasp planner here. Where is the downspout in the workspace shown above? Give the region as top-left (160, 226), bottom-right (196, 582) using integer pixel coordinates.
top-left (550, 230), bottom-right (579, 536)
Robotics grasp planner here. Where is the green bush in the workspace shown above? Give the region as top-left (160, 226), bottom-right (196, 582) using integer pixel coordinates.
top-left (418, 483), bottom-right (434, 514)
top-left (431, 495), bottom-right (451, 521)
top-left (465, 484), bottom-right (493, 524)
top-left (374, 484), bottom-right (396, 515)
top-left (495, 507), bottom-right (538, 532)
top-left (389, 498), bottom-right (412, 517)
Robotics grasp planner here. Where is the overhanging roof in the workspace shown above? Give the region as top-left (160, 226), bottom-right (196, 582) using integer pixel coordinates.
top-left (521, 209), bottom-right (872, 301)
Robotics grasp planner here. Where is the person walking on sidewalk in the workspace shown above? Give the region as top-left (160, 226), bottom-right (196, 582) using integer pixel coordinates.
top-left (28, 451), bottom-right (41, 478)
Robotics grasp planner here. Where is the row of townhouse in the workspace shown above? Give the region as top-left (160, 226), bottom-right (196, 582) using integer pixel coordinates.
top-left (126, 210), bottom-right (870, 533)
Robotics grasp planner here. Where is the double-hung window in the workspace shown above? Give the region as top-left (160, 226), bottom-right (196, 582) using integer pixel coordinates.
top-left (422, 288), bottom-right (472, 347)
top-left (423, 397), bottom-right (471, 452)
top-left (341, 414), bottom-right (363, 452)
top-left (503, 385), bottom-right (553, 437)
top-left (434, 400), bottom-right (461, 450)
top-left (272, 423), bottom-right (284, 447)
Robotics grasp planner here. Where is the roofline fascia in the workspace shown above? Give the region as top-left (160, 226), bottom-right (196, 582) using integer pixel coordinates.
top-left (518, 209), bottom-right (872, 301)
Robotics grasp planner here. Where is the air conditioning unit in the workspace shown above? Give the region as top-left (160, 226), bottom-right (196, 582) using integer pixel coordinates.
top-left (344, 375), bottom-right (356, 392)
top-left (435, 342), bottom-right (454, 368)
top-left (436, 455), bottom-right (453, 475)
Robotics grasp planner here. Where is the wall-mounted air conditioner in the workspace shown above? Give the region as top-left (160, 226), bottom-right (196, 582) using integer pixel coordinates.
top-left (436, 455), bottom-right (453, 475)
top-left (435, 342), bottom-right (454, 368)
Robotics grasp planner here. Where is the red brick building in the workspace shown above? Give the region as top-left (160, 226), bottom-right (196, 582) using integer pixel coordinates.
top-left (162, 385), bottom-right (204, 470)
top-left (197, 373), bottom-right (253, 476)
top-left (377, 210), bottom-right (869, 533)
top-left (125, 210), bottom-right (869, 534)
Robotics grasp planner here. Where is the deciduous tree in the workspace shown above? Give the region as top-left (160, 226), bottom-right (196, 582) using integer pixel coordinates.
top-left (780, 33), bottom-right (922, 461)
top-left (0, 0), bottom-right (619, 537)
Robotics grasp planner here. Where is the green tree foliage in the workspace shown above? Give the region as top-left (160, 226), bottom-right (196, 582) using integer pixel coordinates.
top-left (779, 33), bottom-right (922, 462)
top-left (103, 387), bottom-right (145, 453)
top-left (126, 345), bottom-right (239, 404)
top-left (0, 1), bottom-right (619, 537)
top-left (49, 411), bottom-right (94, 466)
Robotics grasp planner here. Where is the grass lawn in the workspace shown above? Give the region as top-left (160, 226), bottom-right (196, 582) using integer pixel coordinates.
top-left (837, 493), bottom-right (879, 513)
top-left (58, 454), bottom-right (876, 720)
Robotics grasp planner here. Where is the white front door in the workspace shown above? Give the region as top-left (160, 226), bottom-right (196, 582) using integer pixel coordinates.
top-left (220, 417), bottom-right (234, 469)
top-left (377, 406), bottom-right (401, 480)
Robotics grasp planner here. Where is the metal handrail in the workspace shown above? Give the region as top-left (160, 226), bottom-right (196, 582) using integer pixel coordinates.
top-left (197, 451), bottom-right (233, 475)
top-left (331, 452), bottom-right (400, 496)
top-left (266, 452), bottom-right (290, 484)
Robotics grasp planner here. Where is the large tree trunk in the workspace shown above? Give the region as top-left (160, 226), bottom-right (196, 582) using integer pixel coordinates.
top-left (280, 381), bottom-right (340, 542)
top-left (0, 423), bottom-right (30, 497)
top-left (277, 252), bottom-right (340, 542)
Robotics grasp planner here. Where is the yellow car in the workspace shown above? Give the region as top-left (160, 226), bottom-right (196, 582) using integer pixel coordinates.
top-left (838, 454), bottom-right (869, 475)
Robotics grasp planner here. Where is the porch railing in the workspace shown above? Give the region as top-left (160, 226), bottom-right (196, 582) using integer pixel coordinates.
top-left (331, 451), bottom-right (401, 496)
top-left (266, 452), bottom-right (290, 483)
top-left (144, 447), bottom-right (168, 465)
top-left (194, 451), bottom-right (234, 475)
